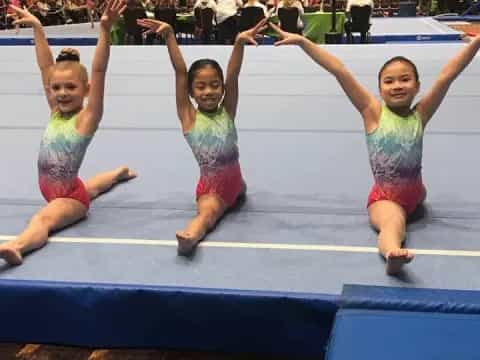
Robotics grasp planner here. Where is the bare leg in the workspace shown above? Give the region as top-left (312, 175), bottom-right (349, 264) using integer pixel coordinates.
top-left (368, 200), bottom-right (414, 275)
top-left (176, 194), bottom-right (226, 255)
top-left (84, 166), bottom-right (136, 200)
top-left (0, 198), bottom-right (87, 265)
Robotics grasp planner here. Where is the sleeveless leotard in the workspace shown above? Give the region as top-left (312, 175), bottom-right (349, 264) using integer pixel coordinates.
top-left (366, 104), bottom-right (425, 214)
top-left (38, 112), bottom-right (92, 209)
top-left (184, 106), bottom-right (245, 207)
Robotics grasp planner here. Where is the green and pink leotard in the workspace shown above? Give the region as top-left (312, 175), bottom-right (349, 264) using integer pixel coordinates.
top-left (184, 106), bottom-right (245, 207)
top-left (366, 104), bottom-right (426, 214)
top-left (37, 112), bottom-right (92, 209)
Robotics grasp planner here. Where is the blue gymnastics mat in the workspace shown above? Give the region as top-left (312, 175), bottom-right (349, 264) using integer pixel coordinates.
top-left (326, 308), bottom-right (480, 359)
top-left (0, 44), bottom-right (479, 357)
top-left (0, 23), bottom-right (98, 45)
top-left (326, 284), bottom-right (480, 359)
top-left (434, 14), bottom-right (480, 22)
top-left (367, 17), bottom-right (462, 43)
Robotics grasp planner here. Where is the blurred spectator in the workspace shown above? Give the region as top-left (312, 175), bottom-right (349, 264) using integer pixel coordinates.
top-left (194, 0), bottom-right (217, 11)
top-left (123, 0), bottom-right (147, 44)
top-left (64, 0), bottom-right (89, 23)
top-left (216, 0), bottom-right (242, 43)
top-left (243, 0), bottom-right (268, 16)
top-left (45, 0), bottom-right (66, 25)
top-left (345, 0), bottom-right (373, 12)
top-left (276, 0), bottom-right (304, 32)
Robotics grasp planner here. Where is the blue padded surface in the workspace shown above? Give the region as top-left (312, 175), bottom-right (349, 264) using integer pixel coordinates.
top-left (0, 279), bottom-right (337, 356)
top-left (341, 285), bottom-right (480, 313)
top-left (0, 38), bottom-right (97, 46)
top-left (0, 23), bottom-right (99, 45)
top-left (367, 17), bottom-right (462, 42)
top-left (1, 44), bottom-right (480, 355)
top-left (326, 309), bottom-right (480, 360)
top-left (434, 15), bottom-right (480, 21)
top-left (369, 34), bottom-right (461, 43)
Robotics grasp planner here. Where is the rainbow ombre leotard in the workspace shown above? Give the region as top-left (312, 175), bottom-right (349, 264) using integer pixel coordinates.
top-left (184, 107), bottom-right (245, 206)
top-left (366, 104), bottom-right (425, 213)
top-left (38, 112), bottom-right (92, 208)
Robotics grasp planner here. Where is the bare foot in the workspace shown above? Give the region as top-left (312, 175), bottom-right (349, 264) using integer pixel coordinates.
top-left (176, 230), bottom-right (204, 256)
top-left (385, 249), bottom-right (414, 275)
top-left (114, 166), bottom-right (137, 182)
top-left (0, 245), bottom-right (23, 265)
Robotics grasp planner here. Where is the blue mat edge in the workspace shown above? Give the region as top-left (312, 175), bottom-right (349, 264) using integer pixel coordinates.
top-left (0, 38), bottom-right (98, 46)
top-left (0, 278), bottom-right (339, 356)
top-left (0, 33), bottom-right (462, 46)
top-left (340, 284), bottom-right (480, 313)
top-left (325, 285), bottom-right (480, 359)
top-left (434, 15), bottom-right (480, 21)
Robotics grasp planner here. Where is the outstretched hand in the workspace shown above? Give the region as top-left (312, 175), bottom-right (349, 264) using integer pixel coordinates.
top-left (8, 5), bottom-right (42, 28)
top-left (136, 19), bottom-right (173, 37)
top-left (100, 0), bottom-right (126, 30)
top-left (236, 18), bottom-right (269, 45)
top-left (269, 22), bottom-right (304, 46)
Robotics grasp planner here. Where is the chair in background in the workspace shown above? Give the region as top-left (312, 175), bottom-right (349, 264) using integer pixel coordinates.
top-left (304, 5), bottom-right (320, 12)
top-left (217, 15), bottom-right (238, 44)
top-left (154, 6), bottom-right (176, 31)
top-left (238, 6), bottom-right (264, 32)
top-left (336, 0), bottom-right (346, 10)
top-left (153, 6), bottom-right (177, 43)
top-left (194, 7), bottom-right (216, 43)
top-left (278, 7), bottom-right (301, 34)
top-left (122, 0), bottom-right (148, 44)
top-left (344, 4), bottom-right (371, 43)
top-left (0, 0), bottom-right (8, 29)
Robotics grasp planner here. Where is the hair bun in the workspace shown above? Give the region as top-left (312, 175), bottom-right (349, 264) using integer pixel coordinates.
top-left (56, 48), bottom-right (80, 63)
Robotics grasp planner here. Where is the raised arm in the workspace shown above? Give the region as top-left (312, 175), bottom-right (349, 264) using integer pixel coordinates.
top-left (80, 0), bottom-right (126, 135)
top-left (137, 19), bottom-right (195, 131)
top-left (224, 18), bottom-right (267, 120)
top-left (10, 5), bottom-right (56, 110)
top-left (271, 23), bottom-right (381, 129)
top-left (416, 35), bottom-right (480, 127)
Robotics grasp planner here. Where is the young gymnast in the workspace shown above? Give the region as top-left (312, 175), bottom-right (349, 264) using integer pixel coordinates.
top-left (137, 17), bottom-right (268, 255)
top-left (0, 1), bottom-right (136, 266)
top-left (270, 23), bottom-right (480, 275)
